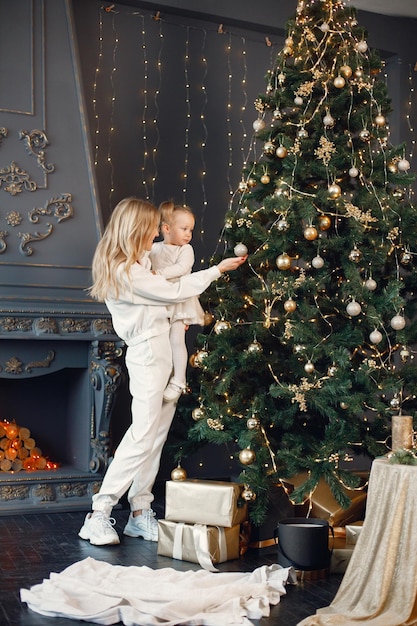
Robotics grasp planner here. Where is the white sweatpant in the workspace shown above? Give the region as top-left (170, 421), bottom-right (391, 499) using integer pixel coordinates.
top-left (92, 330), bottom-right (176, 516)
top-left (169, 319), bottom-right (188, 386)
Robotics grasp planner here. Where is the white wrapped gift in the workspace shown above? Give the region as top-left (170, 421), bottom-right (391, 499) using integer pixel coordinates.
top-left (345, 520), bottom-right (364, 545)
top-left (165, 479), bottom-right (248, 527)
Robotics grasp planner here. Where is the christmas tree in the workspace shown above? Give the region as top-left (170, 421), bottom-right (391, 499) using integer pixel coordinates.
top-left (180, 0), bottom-right (417, 524)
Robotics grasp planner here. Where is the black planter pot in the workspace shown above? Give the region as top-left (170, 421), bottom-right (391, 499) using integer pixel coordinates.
top-left (275, 517), bottom-right (333, 571)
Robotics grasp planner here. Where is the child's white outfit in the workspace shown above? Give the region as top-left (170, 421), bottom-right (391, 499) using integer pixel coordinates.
top-left (83, 257), bottom-right (221, 541)
top-left (150, 242), bottom-right (204, 400)
top-left (150, 242), bottom-right (204, 326)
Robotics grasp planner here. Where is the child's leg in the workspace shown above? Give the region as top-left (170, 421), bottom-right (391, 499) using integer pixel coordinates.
top-left (169, 319), bottom-right (188, 386)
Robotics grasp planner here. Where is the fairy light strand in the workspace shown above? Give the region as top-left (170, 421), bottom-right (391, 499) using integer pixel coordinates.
top-left (92, 8), bottom-right (104, 168)
top-left (151, 15), bottom-right (164, 201)
top-left (107, 10), bottom-right (118, 209)
top-left (139, 13), bottom-right (150, 199)
top-left (182, 26), bottom-right (191, 205)
top-left (198, 28), bottom-right (209, 264)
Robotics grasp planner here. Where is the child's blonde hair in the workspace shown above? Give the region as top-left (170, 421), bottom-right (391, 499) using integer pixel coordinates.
top-left (159, 200), bottom-right (194, 227)
top-left (89, 197), bottom-right (159, 301)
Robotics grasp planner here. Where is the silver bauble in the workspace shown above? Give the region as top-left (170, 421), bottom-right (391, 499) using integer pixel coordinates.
top-left (391, 315), bottom-right (406, 330)
top-left (234, 242), bottom-right (248, 257)
top-left (346, 300), bottom-right (362, 316)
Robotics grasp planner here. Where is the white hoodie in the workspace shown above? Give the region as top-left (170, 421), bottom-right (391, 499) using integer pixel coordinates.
top-left (105, 260), bottom-right (220, 346)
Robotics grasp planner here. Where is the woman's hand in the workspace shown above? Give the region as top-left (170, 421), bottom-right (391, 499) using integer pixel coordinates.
top-left (217, 255), bottom-right (247, 274)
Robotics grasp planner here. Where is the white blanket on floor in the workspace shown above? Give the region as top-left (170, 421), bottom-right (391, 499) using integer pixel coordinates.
top-left (20, 557), bottom-right (295, 626)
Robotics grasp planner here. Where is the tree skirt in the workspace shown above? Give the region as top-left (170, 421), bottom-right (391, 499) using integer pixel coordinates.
top-left (20, 557), bottom-right (296, 626)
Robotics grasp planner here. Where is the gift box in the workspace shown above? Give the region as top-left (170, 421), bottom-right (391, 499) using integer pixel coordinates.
top-left (165, 479), bottom-right (248, 527)
top-left (289, 473), bottom-right (367, 526)
top-left (157, 519), bottom-right (240, 570)
top-left (346, 520), bottom-right (364, 544)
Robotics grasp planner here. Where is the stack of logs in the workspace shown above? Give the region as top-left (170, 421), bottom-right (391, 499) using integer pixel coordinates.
top-left (0, 420), bottom-right (58, 472)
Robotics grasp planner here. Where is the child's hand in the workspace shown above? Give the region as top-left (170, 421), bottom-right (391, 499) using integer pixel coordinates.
top-left (217, 255), bottom-right (247, 274)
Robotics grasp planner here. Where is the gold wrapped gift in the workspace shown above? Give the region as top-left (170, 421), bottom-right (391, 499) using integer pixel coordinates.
top-left (289, 473), bottom-right (367, 526)
top-left (157, 519), bottom-right (240, 570)
top-left (345, 520), bottom-right (364, 545)
top-left (165, 479), bottom-right (248, 527)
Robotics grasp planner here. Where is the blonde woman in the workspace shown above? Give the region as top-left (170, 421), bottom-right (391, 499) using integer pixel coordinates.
top-left (79, 197), bottom-right (246, 546)
top-left (150, 201), bottom-right (204, 402)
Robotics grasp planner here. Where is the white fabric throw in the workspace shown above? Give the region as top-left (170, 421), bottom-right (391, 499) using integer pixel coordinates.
top-left (20, 556), bottom-right (296, 626)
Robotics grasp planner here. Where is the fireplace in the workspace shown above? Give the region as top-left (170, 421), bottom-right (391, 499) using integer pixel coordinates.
top-left (0, 313), bottom-right (124, 514)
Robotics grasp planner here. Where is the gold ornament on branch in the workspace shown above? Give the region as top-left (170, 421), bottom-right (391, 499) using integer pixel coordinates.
top-left (239, 447), bottom-right (256, 465)
top-left (171, 463), bottom-right (187, 481)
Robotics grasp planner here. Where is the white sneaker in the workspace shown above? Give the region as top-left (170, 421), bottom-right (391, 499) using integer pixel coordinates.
top-left (78, 512), bottom-right (120, 545)
top-left (163, 380), bottom-right (185, 402)
top-left (123, 509), bottom-right (158, 541)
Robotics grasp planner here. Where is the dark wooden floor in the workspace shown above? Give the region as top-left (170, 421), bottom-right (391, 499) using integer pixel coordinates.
top-left (1, 505), bottom-right (343, 626)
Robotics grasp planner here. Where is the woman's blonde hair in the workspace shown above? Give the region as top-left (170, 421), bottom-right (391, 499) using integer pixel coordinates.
top-left (89, 197), bottom-right (159, 301)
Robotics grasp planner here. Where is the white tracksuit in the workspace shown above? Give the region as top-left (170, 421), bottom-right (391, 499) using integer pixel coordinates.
top-left (92, 257), bottom-right (221, 515)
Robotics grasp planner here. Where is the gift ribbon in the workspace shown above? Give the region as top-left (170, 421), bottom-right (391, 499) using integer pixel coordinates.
top-left (172, 522), bottom-right (227, 572)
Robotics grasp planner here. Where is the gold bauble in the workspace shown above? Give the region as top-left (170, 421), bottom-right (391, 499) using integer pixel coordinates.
top-left (333, 74), bottom-right (345, 88)
top-left (348, 247), bottom-right (362, 263)
top-left (203, 311), bottom-right (214, 326)
top-left (303, 225), bottom-right (318, 240)
top-left (247, 340), bottom-right (263, 353)
top-left (239, 447), bottom-right (256, 465)
top-left (192, 407), bottom-right (205, 421)
top-left (247, 416), bottom-right (260, 430)
top-left (260, 174), bottom-right (270, 184)
top-left (242, 487), bottom-right (257, 502)
top-left (387, 162), bottom-right (398, 173)
top-left (284, 298), bottom-right (297, 312)
top-left (247, 177), bottom-right (257, 188)
top-left (195, 349), bottom-right (209, 366)
top-left (276, 145), bottom-right (288, 159)
top-left (171, 465), bottom-right (187, 481)
top-left (276, 253), bottom-right (291, 270)
top-left (214, 320), bottom-right (231, 334)
top-left (375, 114), bottom-right (386, 127)
top-left (328, 183), bottom-right (342, 199)
top-left (263, 141), bottom-right (275, 156)
top-left (318, 215), bottom-right (331, 230)
top-left (283, 45), bottom-right (293, 56)
top-left (189, 353), bottom-right (198, 367)
top-left (238, 180), bottom-right (248, 193)
top-left (340, 64), bottom-right (352, 78)
top-left (359, 128), bottom-right (371, 142)
top-left (354, 68), bottom-right (363, 79)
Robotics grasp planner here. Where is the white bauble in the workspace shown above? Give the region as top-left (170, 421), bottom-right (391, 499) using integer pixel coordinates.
top-left (356, 40), bottom-right (368, 53)
top-left (365, 278), bottom-right (377, 291)
top-left (294, 96), bottom-right (303, 106)
top-left (234, 242), bottom-right (248, 257)
top-left (391, 315), bottom-right (406, 330)
top-left (369, 329), bottom-right (383, 344)
top-left (346, 300), bottom-right (362, 316)
top-left (312, 255), bottom-right (324, 269)
top-left (252, 119), bottom-right (265, 132)
top-left (349, 166), bottom-right (359, 178)
top-left (397, 158), bottom-right (411, 172)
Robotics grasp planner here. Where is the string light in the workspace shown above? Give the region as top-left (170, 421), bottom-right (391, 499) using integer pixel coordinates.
top-left (151, 16), bottom-right (164, 201)
top-left (182, 26), bottom-right (191, 205)
top-left (107, 10), bottom-right (118, 208)
top-left (139, 13), bottom-right (150, 199)
top-left (198, 28), bottom-right (209, 265)
top-left (92, 8), bottom-right (104, 168)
